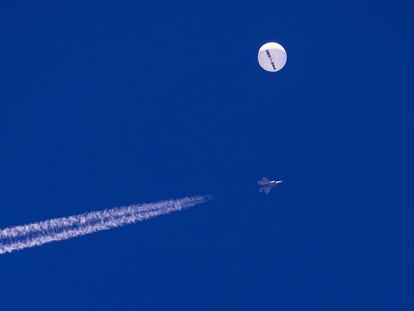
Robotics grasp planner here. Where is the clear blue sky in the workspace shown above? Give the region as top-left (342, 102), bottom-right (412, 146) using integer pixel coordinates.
top-left (0, 0), bottom-right (412, 310)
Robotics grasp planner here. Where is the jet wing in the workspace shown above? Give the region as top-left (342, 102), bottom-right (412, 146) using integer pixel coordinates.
top-left (261, 177), bottom-right (270, 183)
top-left (259, 185), bottom-right (273, 194)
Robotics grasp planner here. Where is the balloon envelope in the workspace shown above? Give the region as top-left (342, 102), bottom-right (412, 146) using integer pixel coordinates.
top-left (258, 42), bottom-right (287, 72)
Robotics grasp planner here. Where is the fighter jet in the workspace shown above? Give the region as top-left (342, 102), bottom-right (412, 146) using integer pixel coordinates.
top-left (258, 177), bottom-right (283, 194)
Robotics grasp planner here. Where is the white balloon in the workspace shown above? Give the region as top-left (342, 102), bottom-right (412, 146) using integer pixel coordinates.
top-left (258, 42), bottom-right (287, 72)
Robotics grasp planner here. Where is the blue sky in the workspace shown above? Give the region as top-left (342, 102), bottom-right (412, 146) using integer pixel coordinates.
top-left (0, 0), bottom-right (413, 310)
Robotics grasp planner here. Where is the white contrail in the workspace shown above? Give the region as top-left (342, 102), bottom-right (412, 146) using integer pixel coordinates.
top-left (0, 195), bottom-right (211, 255)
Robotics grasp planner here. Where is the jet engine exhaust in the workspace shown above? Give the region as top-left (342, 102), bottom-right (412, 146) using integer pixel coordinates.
top-left (0, 195), bottom-right (211, 255)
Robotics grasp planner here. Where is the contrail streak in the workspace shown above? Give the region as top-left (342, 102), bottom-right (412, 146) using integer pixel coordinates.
top-left (0, 195), bottom-right (211, 255)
